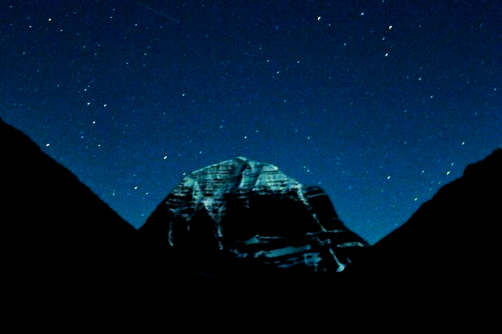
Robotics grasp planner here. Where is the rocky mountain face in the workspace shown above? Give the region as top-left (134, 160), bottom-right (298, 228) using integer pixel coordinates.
top-left (139, 156), bottom-right (368, 282)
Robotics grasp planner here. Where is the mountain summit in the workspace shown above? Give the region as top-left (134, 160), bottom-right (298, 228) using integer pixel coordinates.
top-left (140, 156), bottom-right (368, 278)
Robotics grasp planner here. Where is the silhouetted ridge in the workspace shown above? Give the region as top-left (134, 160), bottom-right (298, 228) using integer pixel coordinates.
top-left (344, 148), bottom-right (502, 305)
top-left (1, 118), bottom-right (136, 288)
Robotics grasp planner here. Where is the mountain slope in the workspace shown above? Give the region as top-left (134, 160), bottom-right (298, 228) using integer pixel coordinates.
top-left (344, 148), bottom-right (502, 302)
top-left (1, 118), bottom-right (136, 285)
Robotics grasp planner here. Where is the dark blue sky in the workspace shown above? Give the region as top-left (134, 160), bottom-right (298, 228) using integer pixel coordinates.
top-left (1, 0), bottom-right (500, 244)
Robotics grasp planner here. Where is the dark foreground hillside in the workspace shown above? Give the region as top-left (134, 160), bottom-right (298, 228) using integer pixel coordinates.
top-left (1, 118), bottom-right (136, 291)
top-left (344, 148), bottom-right (502, 305)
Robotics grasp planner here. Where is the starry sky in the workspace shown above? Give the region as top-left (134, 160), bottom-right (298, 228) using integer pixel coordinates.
top-left (1, 0), bottom-right (500, 244)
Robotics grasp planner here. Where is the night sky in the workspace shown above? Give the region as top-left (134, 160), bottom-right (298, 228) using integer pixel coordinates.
top-left (1, 0), bottom-right (500, 244)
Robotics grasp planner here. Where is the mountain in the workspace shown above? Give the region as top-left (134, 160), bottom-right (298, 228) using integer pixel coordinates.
top-left (0, 118), bottom-right (136, 291)
top-left (139, 156), bottom-right (368, 285)
top-left (344, 148), bottom-right (502, 304)
top-left (3, 114), bottom-right (500, 313)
